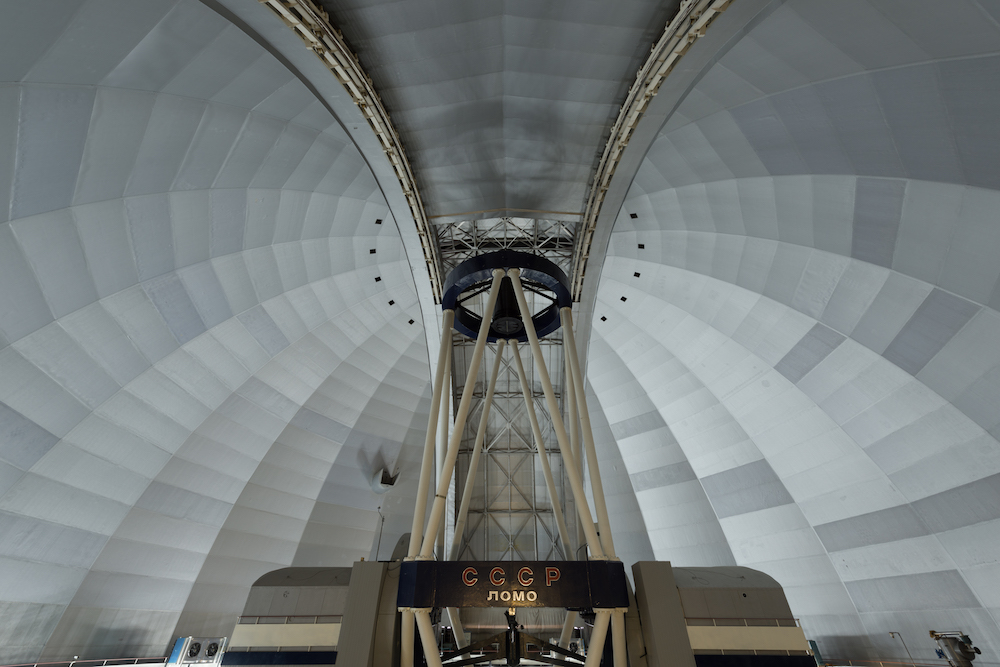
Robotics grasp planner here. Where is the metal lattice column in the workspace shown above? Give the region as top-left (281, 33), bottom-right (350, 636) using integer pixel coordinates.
top-left (451, 338), bottom-right (574, 563)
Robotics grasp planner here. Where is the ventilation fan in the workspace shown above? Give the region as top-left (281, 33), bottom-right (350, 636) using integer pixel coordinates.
top-left (169, 636), bottom-right (227, 665)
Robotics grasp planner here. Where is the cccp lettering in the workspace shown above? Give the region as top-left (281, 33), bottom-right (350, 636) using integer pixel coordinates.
top-left (462, 567), bottom-right (478, 586)
top-left (489, 567), bottom-right (506, 586)
top-left (545, 566), bottom-right (561, 586)
top-left (517, 566), bottom-right (534, 586)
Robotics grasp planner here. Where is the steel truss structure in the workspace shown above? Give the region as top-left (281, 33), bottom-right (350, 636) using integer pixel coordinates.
top-left (438, 219), bottom-right (577, 571)
top-left (434, 217), bottom-right (577, 277)
top-left (450, 337), bottom-right (576, 564)
top-left (400, 260), bottom-right (628, 667)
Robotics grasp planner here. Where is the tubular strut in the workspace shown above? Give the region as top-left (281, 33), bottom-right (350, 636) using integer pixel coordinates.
top-left (559, 610), bottom-right (578, 651)
top-left (564, 341), bottom-right (585, 554)
top-left (561, 307), bottom-right (615, 559)
top-left (562, 307), bottom-right (629, 667)
top-left (414, 271), bottom-right (504, 666)
top-left (436, 341), bottom-right (452, 561)
top-left (511, 340), bottom-right (574, 560)
top-left (507, 269), bottom-right (604, 559)
top-left (411, 268), bottom-right (626, 666)
top-left (449, 339), bottom-right (507, 561)
top-left (585, 611), bottom-right (612, 667)
top-left (418, 269), bottom-right (504, 559)
top-left (402, 308), bottom-right (455, 667)
top-left (446, 339), bottom-right (508, 648)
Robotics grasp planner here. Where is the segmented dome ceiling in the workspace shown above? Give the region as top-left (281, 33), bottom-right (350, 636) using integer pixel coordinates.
top-left (1, 0), bottom-right (999, 663)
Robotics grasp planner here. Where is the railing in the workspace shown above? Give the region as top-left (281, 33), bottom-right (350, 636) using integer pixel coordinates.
top-left (824, 661), bottom-right (942, 667)
top-left (823, 660), bottom-right (1000, 667)
top-left (0, 658), bottom-right (167, 667)
top-left (685, 617), bottom-right (801, 627)
top-left (236, 615), bottom-right (342, 625)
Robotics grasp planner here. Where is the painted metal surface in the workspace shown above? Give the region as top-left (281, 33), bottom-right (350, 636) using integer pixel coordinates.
top-left (2, 0), bottom-right (1000, 663)
top-left (441, 250), bottom-right (571, 341)
top-left (397, 561), bottom-right (629, 609)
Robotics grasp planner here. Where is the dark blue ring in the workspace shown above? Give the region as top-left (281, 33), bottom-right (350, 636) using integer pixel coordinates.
top-left (441, 250), bottom-right (572, 342)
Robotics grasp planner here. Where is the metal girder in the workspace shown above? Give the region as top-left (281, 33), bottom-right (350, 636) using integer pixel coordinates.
top-left (435, 217), bottom-right (577, 277)
top-left (450, 337), bottom-right (572, 563)
top-left (257, 0), bottom-right (444, 300)
top-left (571, 0), bottom-right (733, 299)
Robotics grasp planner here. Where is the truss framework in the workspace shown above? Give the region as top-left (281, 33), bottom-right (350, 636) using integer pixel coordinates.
top-left (401, 268), bottom-right (626, 667)
top-left (451, 339), bottom-right (574, 564)
top-left (435, 217), bottom-right (577, 277)
top-left (438, 218), bottom-right (578, 568)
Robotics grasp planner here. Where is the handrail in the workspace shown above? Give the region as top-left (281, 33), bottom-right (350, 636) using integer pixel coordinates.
top-left (823, 660), bottom-right (959, 667)
top-left (823, 660), bottom-right (1000, 667)
top-left (236, 614), bottom-right (343, 624)
top-left (0, 658), bottom-right (167, 667)
top-left (684, 616), bottom-right (801, 627)
top-left (571, 0), bottom-right (732, 300)
top-left (258, 0), bottom-right (444, 301)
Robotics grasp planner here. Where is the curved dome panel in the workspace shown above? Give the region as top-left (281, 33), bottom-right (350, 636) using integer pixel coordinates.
top-left (3, 0), bottom-right (1000, 662)
top-left (589, 0), bottom-right (1000, 660)
top-left (0, 0), bottom-right (430, 660)
top-left (321, 0), bottom-right (680, 218)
